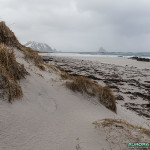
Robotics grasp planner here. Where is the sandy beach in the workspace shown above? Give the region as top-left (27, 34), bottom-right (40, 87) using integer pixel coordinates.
top-left (41, 55), bottom-right (150, 120)
top-left (0, 21), bottom-right (150, 149)
top-left (2, 0), bottom-right (150, 147)
top-left (1, 2), bottom-right (150, 148)
top-left (0, 48), bottom-right (149, 150)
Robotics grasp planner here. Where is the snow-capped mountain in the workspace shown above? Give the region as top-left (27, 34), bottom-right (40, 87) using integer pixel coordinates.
top-left (25, 41), bottom-right (56, 52)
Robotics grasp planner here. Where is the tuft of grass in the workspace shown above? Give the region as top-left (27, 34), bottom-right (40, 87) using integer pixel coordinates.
top-left (63, 71), bottom-right (116, 112)
top-left (61, 71), bottom-right (73, 80)
top-left (0, 44), bottom-right (28, 102)
top-left (93, 118), bottom-right (150, 149)
top-left (45, 63), bottom-right (59, 72)
top-left (0, 21), bottom-right (43, 69)
top-left (20, 46), bottom-right (43, 68)
top-left (37, 63), bottom-right (45, 71)
top-left (0, 21), bottom-right (20, 47)
top-left (66, 76), bottom-right (99, 96)
top-left (93, 118), bottom-right (150, 137)
top-left (99, 87), bottom-right (116, 113)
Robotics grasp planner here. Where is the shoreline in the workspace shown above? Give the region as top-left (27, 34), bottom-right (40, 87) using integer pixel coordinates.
top-left (41, 55), bottom-right (150, 120)
top-left (39, 52), bottom-right (150, 59)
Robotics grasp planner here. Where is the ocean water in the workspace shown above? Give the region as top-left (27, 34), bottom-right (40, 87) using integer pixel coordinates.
top-left (40, 52), bottom-right (150, 59)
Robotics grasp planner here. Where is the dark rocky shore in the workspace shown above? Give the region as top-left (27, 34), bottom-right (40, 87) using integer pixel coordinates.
top-left (129, 57), bottom-right (150, 62)
top-left (42, 56), bottom-right (150, 119)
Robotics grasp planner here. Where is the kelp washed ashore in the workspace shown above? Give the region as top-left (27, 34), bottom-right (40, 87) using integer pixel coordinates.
top-left (42, 55), bottom-right (150, 119)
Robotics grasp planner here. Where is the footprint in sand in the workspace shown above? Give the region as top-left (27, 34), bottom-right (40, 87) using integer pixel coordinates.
top-left (36, 92), bottom-right (57, 113)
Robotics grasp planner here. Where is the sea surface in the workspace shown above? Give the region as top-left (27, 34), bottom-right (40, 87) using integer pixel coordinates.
top-left (40, 52), bottom-right (150, 59)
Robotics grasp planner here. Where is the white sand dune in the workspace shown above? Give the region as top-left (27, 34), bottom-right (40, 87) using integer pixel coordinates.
top-left (0, 50), bottom-right (149, 150)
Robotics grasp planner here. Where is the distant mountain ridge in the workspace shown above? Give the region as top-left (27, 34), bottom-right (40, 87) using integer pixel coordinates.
top-left (25, 41), bottom-right (56, 52)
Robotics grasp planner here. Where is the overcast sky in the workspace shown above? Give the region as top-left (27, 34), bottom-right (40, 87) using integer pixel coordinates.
top-left (1, 0), bottom-right (150, 52)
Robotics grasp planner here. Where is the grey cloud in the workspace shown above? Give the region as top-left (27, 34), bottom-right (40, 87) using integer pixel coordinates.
top-left (76, 0), bottom-right (150, 36)
top-left (1, 0), bottom-right (150, 51)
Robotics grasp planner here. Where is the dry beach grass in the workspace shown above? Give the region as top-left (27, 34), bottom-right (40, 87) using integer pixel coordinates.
top-left (61, 71), bottom-right (117, 112)
top-left (94, 118), bottom-right (150, 136)
top-left (93, 118), bottom-right (150, 150)
top-left (0, 21), bottom-right (44, 70)
top-left (0, 44), bottom-right (28, 102)
top-left (0, 21), bottom-right (47, 102)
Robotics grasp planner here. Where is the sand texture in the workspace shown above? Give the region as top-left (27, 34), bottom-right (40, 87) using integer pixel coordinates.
top-left (0, 51), bottom-right (149, 150)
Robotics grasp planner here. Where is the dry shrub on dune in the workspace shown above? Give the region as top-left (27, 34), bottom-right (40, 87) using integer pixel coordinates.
top-left (99, 86), bottom-right (116, 113)
top-left (65, 75), bottom-right (117, 112)
top-left (61, 71), bottom-right (73, 80)
top-left (93, 118), bottom-right (150, 143)
top-left (66, 76), bottom-right (99, 96)
top-left (0, 44), bottom-right (28, 102)
top-left (20, 46), bottom-right (45, 70)
top-left (95, 118), bottom-right (150, 136)
top-left (0, 21), bottom-right (45, 70)
top-left (0, 22), bottom-right (20, 47)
